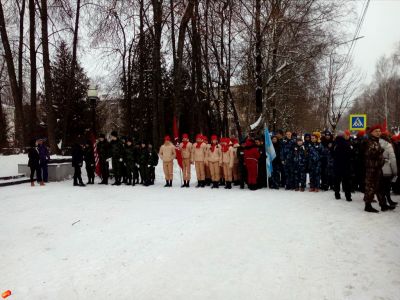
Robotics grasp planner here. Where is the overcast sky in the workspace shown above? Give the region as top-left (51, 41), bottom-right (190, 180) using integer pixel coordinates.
top-left (351, 0), bottom-right (400, 84)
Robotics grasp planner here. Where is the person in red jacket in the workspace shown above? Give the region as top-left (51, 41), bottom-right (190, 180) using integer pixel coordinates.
top-left (244, 138), bottom-right (260, 190)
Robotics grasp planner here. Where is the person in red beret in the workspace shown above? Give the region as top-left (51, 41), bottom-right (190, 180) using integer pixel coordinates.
top-left (179, 133), bottom-right (193, 187)
top-left (203, 136), bottom-right (212, 186)
top-left (205, 135), bottom-right (222, 188)
top-left (230, 138), bottom-right (241, 186)
top-left (363, 125), bottom-right (395, 212)
top-left (159, 135), bottom-right (176, 187)
top-left (220, 138), bottom-right (234, 189)
top-left (192, 134), bottom-right (207, 187)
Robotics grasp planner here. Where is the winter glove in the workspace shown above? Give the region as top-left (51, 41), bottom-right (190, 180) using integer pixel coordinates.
top-left (148, 165), bottom-right (151, 167)
top-left (282, 161), bottom-right (285, 165)
top-left (392, 176), bottom-right (398, 183)
top-left (106, 158), bottom-right (111, 162)
top-left (91, 164), bottom-right (94, 167)
top-left (119, 158), bottom-right (123, 162)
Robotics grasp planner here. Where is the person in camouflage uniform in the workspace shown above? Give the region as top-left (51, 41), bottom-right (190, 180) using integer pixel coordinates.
top-left (280, 131), bottom-right (295, 190)
top-left (363, 125), bottom-right (396, 213)
top-left (147, 143), bottom-right (159, 185)
top-left (307, 133), bottom-right (323, 192)
top-left (109, 131), bottom-right (124, 186)
top-left (321, 131), bottom-right (335, 191)
top-left (292, 137), bottom-right (307, 191)
top-left (124, 137), bottom-right (137, 185)
top-left (97, 133), bottom-right (110, 185)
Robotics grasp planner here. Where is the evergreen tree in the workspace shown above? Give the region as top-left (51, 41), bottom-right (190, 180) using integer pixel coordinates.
top-left (51, 41), bottom-right (90, 147)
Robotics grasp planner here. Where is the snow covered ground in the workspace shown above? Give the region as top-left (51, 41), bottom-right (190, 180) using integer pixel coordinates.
top-left (1, 155), bottom-right (400, 300)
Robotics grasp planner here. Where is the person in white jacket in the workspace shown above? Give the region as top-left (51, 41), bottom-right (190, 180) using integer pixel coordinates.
top-left (380, 134), bottom-right (398, 207)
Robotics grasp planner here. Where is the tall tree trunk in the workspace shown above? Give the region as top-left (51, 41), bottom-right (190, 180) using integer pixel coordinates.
top-left (18, 0), bottom-right (26, 144)
top-left (0, 0), bottom-right (24, 148)
top-left (29, 0), bottom-right (37, 141)
top-left (173, 0), bottom-right (195, 125)
top-left (138, 0), bottom-right (145, 138)
top-left (255, 0), bottom-right (263, 115)
top-left (39, 0), bottom-right (59, 153)
top-left (151, 0), bottom-right (164, 147)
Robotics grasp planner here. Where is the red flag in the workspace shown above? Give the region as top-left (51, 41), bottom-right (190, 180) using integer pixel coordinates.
top-left (89, 132), bottom-right (101, 176)
top-left (173, 116), bottom-right (183, 169)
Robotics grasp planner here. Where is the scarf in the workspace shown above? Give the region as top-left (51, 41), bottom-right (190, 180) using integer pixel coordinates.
top-left (196, 142), bottom-right (202, 149)
top-left (182, 141), bottom-right (188, 149)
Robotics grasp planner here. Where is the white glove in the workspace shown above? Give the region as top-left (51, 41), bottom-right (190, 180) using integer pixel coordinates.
top-left (106, 158), bottom-right (111, 162)
top-left (392, 176), bottom-right (398, 183)
top-left (148, 165), bottom-right (151, 167)
top-left (119, 158), bottom-right (123, 162)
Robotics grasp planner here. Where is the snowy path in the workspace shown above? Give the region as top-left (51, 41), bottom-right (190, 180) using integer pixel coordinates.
top-left (1, 178), bottom-right (399, 300)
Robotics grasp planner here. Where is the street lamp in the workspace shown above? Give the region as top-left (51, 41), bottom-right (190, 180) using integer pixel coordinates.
top-left (87, 85), bottom-right (99, 134)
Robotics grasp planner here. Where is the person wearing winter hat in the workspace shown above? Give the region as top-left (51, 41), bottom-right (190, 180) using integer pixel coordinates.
top-left (159, 135), bottom-right (176, 187)
top-left (71, 139), bottom-right (86, 187)
top-left (220, 138), bottom-right (235, 189)
top-left (109, 131), bottom-right (125, 186)
top-left (363, 125), bottom-right (395, 212)
top-left (281, 131), bottom-right (295, 190)
top-left (352, 130), bottom-right (367, 192)
top-left (192, 134), bottom-right (207, 187)
top-left (97, 133), bottom-right (110, 184)
top-left (179, 133), bottom-right (193, 187)
top-left (205, 135), bottom-right (222, 188)
top-left (123, 137), bottom-right (137, 186)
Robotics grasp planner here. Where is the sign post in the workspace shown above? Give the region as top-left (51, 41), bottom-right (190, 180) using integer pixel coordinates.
top-left (349, 114), bottom-right (367, 131)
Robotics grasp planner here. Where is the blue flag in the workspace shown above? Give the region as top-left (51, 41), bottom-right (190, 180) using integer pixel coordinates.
top-left (264, 127), bottom-right (276, 178)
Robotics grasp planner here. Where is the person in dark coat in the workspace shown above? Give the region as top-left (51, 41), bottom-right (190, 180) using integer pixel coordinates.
top-left (83, 141), bottom-right (95, 184)
top-left (124, 137), bottom-right (136, 186)
top-left (109, 131), bottom-right (124, 186)
top-left (37, 139), bottom-right (50, 182)
top-left (244, 138), bottom-right (260, 190)
top-left (28, 138), bottom-right (42, 186)
top-left (255, 137), bottom-right (267, 189)
top-left (269, 135), bottom-right (282, 189)
top-left (292, 137), bottom-right (307, 191)
top-left (71, 141), bottom-right (85, 187)
top-left (351, 130), bottom-right (367, 192)
top-left (332, 132), bottom-right (353, 201)
top-left (237, 139), bottom-right (247, 189)
top-left (147, 143), bottom-right (159, 185)
top-left (97, 134), bottom-right (110, 184)
top-left (138, 142), bottom-right (149, 185)
top-left (363, 125), bottom-right (395, 213)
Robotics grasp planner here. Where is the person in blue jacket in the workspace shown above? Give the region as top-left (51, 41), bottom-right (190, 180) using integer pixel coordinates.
top-left (308, 133), bottom-right (323, 192)
top-left (280, 131), bottom-right (295, 190)
top-left (292, 137), bottom-right (307, 191)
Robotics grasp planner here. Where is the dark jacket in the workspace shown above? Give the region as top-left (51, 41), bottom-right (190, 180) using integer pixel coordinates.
top-left (110, 139), bottom-right (124, 160)
top-left (28, 147), bottom-right (40, 168)
top-left (148, 148), bottom-right (159, 166)
top-left (332, 136), bottom-right (353, 175)
top-left (38, 144), bottom-right (50, 165)
top-left (97, 140), bottom-right (110, 161)
top-left (72, 144), bottom-right (84, 168)
top-left (83, 145), bottom-right (95, 167)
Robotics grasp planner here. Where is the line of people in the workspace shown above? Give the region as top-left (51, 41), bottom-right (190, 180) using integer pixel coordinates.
top-left (28, 125), bottom-right (399, 213)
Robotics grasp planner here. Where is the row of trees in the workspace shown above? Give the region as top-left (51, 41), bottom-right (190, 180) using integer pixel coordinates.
top-left (0, 0), bottom-right (361, 152)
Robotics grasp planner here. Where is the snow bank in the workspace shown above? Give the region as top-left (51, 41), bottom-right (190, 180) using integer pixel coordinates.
top-left (0, 156), bottom-right (399, 299)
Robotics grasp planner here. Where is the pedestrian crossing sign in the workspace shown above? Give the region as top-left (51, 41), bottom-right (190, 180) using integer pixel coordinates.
top-left (350, 114), bottom-right (367, 130)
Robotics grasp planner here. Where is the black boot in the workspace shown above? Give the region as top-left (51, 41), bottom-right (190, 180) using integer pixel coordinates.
top-left (345, 192), bottom-right (352, 202)
top-left (211, 181), bottom-right (218, 189)
top-left (225, 181), bottom-right (232, 189)
top-left (200, 180), bottom-right (205, 188)
top-left (73, 179), bottom-right (79, 186)
top-left (335, 192), bottom-right (341, 200)
top-left (196, 181), bottom-right (201, 188)
top-left (186, 181), bottom-right (190, 188)
top-left (388, 198), bottom-right (398, 206)
top-left (164, 180), bottom-right (169, 187)
top-left (381, 204), bottom-right (396, 212)
top-left (79, 181), bottom-right (86, 187)
top-left (181, 180), bottom-right (186, 188)
top-left (365, 203), bottom-right (379, 213)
